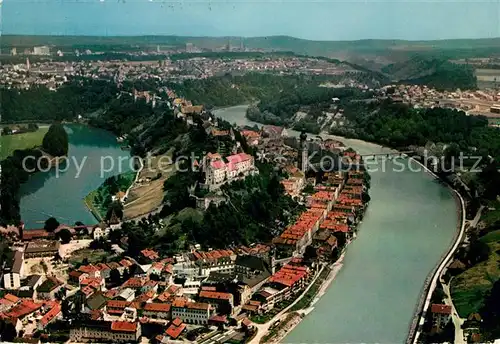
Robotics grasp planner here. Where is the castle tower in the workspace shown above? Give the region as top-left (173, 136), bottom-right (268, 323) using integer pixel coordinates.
top-left (298, 131), bottom-right (308, 173)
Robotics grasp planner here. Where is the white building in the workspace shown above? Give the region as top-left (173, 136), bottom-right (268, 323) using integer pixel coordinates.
top-left (3, 251), bottom-right (24, 290)
top-left (142, 303), bottom-right (171, 320)
top-left (171, 299), bottom-right (215, 325)
top-left (70, 321), bottom-right (141, 343)
top-left (203, 152), bottom-right (258, 191)
top-left (93, 227), bottom-right (110, 240)
top-left (33, 46), bottom-right (50, 56)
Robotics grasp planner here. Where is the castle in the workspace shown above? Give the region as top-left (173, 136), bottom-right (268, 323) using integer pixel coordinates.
top-left (202, 152), bottom-right (259, 191)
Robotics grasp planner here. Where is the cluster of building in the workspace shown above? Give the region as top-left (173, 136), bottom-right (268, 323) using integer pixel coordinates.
top-left (0, 53), bottom-right (359, 91)
top-left (274, 167), bottom-right (366, 259)
top-left (173, 56), bottom-right (356, 79)
top-left (380, 84), bottom-right (500, 120)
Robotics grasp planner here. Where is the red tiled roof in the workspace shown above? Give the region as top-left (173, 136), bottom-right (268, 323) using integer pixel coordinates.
top-left (111, 321), bottom-right (137, 332)
top-left (69, 270), bottom-right (83, 278)
top-left (120, 259), bottom-right (133, 268)
top-left (209, 315), bottom-right (227, 323)
top-left (141, 249), bottom-right (159, 260)
top-left (2, 299), bottom-right (42, 320)
top-left (269, 263), bottom-right (309, 288)
top-left (431, 304), bottom-right (452, 314)
top-left (165, 323), bottom-right (186, 339)
top-left (201, 286), bottom-right (217, 291)
top-left (4, 294), bottom-right (19, 303)
top-left (199, 291), bottom-right (232, 301)
top-left (107, 262), bottom-right (121, 270)
top-left (40, 302), bottom-right (61, 327)
top-left (90, 309), bottom-right (102, 320)
top-left (172, 297), bottom-right (187, 308)
top-left (242, 318), bottom-right (252, 327)
top-left (122, 277), bottom-right (144, 288)
top-left (186, 302), bottom-right (211, 311)
top-left (143, 303), bottom-right (171, 313)
top-left (107, 300), bottom-right (131, 309)
top-left (95, 263), bottom-right (110, 271)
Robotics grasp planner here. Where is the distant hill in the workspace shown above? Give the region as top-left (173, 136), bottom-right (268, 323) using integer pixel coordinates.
top-left (2, 34), bottom-right (497, 88)
top-left (382, 55), bottom-right (477, 90)
top-left (3, 34), bottom-right (500, 59)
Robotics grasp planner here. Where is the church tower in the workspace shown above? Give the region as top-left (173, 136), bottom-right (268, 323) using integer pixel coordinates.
top-left (298, 131), bottom-right (308, 173)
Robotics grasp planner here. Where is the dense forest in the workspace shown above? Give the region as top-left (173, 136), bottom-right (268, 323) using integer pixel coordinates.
top-left (1, 78), bottom-right (119, 123)
top-left (332, 100), bottom-right (500, 160)
top-left (246, 85), bottom-right (371, 134)
top-left (166, 73), bottom-right (334, 109)
top-left (0, 149), bottom-right (45, 225)
top-left (110, 164), bottom-right (303, 257)
top-left (382, 56), bottom-right (477, 90)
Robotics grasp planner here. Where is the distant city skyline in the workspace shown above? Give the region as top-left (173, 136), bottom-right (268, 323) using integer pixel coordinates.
top-left (3, 0), bottom-right (500, 41)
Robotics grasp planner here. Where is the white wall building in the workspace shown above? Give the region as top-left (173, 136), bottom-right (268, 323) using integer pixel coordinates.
top-left (3, 251), bottom-right (24, 290)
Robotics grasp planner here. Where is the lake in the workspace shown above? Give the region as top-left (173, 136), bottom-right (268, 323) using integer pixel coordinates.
top-left (19, 124), bottom-right (132, 228)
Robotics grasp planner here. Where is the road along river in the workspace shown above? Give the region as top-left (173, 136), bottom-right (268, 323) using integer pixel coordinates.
top-left (215, 105), bottom-right (459, 343)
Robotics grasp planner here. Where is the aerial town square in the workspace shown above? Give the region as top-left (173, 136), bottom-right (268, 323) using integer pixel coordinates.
top-left (1, 1), bottom-right (500, 344)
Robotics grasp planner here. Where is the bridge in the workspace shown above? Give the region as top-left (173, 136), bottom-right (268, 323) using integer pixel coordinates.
top-left (359, 151), bottom-right (414, 159)
top-left (307, 151), bottom-right (415, 171)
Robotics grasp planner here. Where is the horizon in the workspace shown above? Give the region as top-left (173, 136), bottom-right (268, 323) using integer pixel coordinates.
top-left (3, 33), bottom-right (500, 43)
top-left (3, 0), bottom-right (500, 41)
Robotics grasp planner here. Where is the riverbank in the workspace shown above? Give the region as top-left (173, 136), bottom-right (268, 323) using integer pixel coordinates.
top-left (406, 157), bottom-right (467, 344)
top-left (214, 105), bottom-right (461, 343)
top-left (252, 241), bottom-right (352, 343)
top-left (83, 170), bottom-right (136, 222)
top-left (0, 127), bottom-right (50, 160)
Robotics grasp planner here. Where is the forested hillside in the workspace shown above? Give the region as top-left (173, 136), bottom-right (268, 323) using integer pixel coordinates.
top-left (382, 56), bottom-right (477, 90)
top-left (333, 100), bottom-right (499, 159)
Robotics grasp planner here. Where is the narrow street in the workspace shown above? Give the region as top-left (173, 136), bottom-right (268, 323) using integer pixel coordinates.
top-left (441, 278), bottom-right (465, 344)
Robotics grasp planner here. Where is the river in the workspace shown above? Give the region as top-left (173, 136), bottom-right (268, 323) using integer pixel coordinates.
top-left (19, 124), bottom-right (132, 228)
top-left (214, 105), bottom-right (459, 343)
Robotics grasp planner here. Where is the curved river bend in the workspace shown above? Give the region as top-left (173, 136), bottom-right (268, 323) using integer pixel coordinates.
top-left (215, 105), bottom-right (459, 343)
top-left (20, 124), bottom-right (131, 228)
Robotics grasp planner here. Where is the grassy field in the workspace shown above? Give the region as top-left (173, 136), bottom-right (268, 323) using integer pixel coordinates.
top-left (481, 201), bottom-right (500, 226)
top-left (123, 151), bottom-right (175, 220)
top-left (69, 248), bottom-right (109, 266)
top-left (450, 241), bottom-right (500, 317)
top-left (0, 127), bottom-right (49, 160)
top-left (480, 229), bottom-right (500, 244)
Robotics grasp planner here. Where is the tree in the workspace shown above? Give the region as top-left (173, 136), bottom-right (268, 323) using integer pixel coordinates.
top-left (56, 228), bottom-right (72, 244)
top-left (28, 123), bottom-right (39, 131)
top-left (149, 273), bottom-right (160, 281)
top-left (480, 279), bottom-right (500, 339)
top-left (333, 232), bottom-right (347, 248)
top-left (42, 123), bottom-right (69, 157)
top-left (106, 201), bottom-right (123, 222)
top-left (0, 320), bottom-right (17, 341)
top-left (2, 127), bottom-right (12, 135)
top-left (110, 268), bottom-right (121, 285)
top-left (44, 217), bottom-right (60, 232)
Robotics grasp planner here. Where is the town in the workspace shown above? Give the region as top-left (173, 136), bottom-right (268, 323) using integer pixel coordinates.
top-left (2, 31), bottom-right (500, 344)
top-left (0, 123), bottom-right (369, 343)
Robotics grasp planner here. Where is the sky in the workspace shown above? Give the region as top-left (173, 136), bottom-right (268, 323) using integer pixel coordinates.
top-left (2, 0), bottom-right (500, 41)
